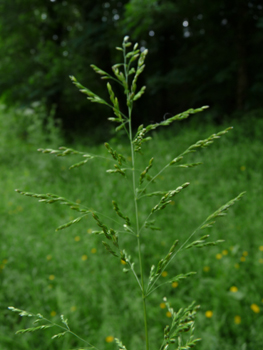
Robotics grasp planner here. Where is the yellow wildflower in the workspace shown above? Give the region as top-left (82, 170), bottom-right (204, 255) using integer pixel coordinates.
top-left (49, 275), bottom-right (55, 281)
top-left (203, 266), bottom-right (210, 272)
top-left (222, 250), bottom-right (228, 255)
top-left (162, 271), bottom-right (168, 277)
top-left (160, 303), bottom-right (166, 309)
top-left (91, 248), bottom-right (97, 254)
top-left (74, 236), bottom-right (81, 242)
top-left (166, 311), bottom-right (172, 318)
top-left (105, 336), bottom-right (114, 343)
top-left (230, 286), bottom-right (238, 293)
top-left (81, 255), bottom-right (88, 261)
top-left (234, 315), bottom-right (241, 324)
top-left (50, 311), bottom-right (56, 317)
top-left (251, 304), bottom-right (260, 313)
top-left (87, 228), bottom-right (93, 234)
top-left (70, 306), bottom-right (77, 312)
top-left (172, 282), bottom-right (178, 288)
top-left (240, 256), bottom-right (246, 262)
top-left (259, 246), bottom-right (263, 252)
top-left (216, 253), bottom-right (222, 260)
top-left (46, 255), bottom-right (52, 260)
top-left (240, 166), bottom-right (246, 171)
top-left (205, 310), bottom-right (213, 318)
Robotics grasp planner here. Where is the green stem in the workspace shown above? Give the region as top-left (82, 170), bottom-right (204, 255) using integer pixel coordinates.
top-left (146, 218), bottom-right (210, 296)
top-left (128, 260), bottom-right (143, 291)
top-left (129, 114), bottom-right (149, 350)
top-left (42, 317), bottom-right (98, 350)
top-left (145, 281), bottom-right (170, 298)
top-left (138, 164), bottom-right (170, 198)
top-left (123, 40), bottom-right (149, 350)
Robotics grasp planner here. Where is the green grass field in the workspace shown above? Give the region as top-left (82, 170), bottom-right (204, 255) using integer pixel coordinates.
top-left (1, 105), bottom-right (263, 350)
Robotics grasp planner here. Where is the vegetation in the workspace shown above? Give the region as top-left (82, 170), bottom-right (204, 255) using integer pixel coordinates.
top-left (1, 0), bottom-right (262, 134)
top-left (2, 37), bottom-right (263, 350)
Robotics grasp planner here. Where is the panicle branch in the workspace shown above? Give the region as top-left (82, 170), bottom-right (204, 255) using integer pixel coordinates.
top-left (11, 37), bottom-right (245, 350)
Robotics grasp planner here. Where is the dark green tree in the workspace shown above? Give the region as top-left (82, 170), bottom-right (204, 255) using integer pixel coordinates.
top-left (122, 0), bottom-right (263, 119)
top-left (0, 0), bottom-right (128, 137)
top-left (0, 0), bottom-right (262, 136)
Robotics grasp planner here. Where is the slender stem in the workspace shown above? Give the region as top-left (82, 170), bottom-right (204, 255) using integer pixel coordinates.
top-left (118, 230), bottom-right (137, 237)
top-left (129, 113), bottom-right (149, 350)
top-left (146, 219), bottom-right (208, 296)
top-left (92, 211), bottom-right (123, 226)
top-left (145, 282), bottom-right (169, 298)
top-left (42, 317), bottom-right (99, 350)
top-left (128, 261), bottom-right (143, 291)
top-left (138, 164), bottom-right (170, 199)
top-left (138, 212), bottom-right (153, 235)
top-left (123, 41), bottom-right (149, 350)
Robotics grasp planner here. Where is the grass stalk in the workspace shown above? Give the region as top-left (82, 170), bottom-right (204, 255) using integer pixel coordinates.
top-left (7, 36), bottom-right (247, 350)
top-left (128, 105), bottom-right (149, 350)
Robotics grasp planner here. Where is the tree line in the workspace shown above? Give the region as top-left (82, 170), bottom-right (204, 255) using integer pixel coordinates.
top-left (0, 0), bottom-right (262, 137)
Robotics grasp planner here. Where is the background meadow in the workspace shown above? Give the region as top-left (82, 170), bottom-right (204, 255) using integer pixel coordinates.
top-left (1, 104), bottom-right (263, 350)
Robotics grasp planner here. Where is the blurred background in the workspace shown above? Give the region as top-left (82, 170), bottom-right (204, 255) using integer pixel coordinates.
top-left (1, 1), bottom-right (263, 350)
top-left (1, 0), bottom-right (263, 139)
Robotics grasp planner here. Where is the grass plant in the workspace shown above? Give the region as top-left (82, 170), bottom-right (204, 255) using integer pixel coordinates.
top-left (4, 37), bottom-right (262, 350)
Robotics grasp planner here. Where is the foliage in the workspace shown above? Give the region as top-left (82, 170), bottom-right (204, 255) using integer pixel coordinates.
top-left (0, 0), bottom-right (128, 135)
top-left (0, 101), bottom-right (61, 151)
top-left (0, 0), bottom-right (262, 136)
top-left (7, 37), bottom-right (246, 350)
top-left (122, 0), bottom-right (263, 116)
